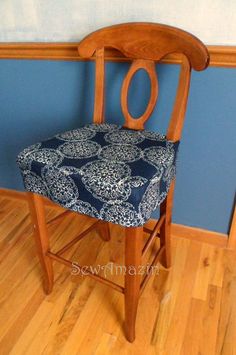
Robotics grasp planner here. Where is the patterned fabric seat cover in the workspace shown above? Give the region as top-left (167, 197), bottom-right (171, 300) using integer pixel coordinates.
top-left (17, 123), bottom-right (179, 227)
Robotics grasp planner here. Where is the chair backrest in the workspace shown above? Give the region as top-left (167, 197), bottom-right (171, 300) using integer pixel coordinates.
top-left (78, 22), bottom-right (209, 141)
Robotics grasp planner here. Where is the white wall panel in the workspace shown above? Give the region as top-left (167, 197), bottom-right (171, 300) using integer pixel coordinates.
top-left (0, 0), bottom-right (235, 44)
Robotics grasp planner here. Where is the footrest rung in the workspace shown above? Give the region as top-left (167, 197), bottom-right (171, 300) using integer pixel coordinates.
top-left (142, 214), bottom-right (166, 257)
top-left (55, 220), bottom-right (102, 255)
top-left (47, 251), bottom-right (124, 294)
top-left (140, 245), bottom-right (165, 294)
top-left (47, 210), bottom-right (72, 226)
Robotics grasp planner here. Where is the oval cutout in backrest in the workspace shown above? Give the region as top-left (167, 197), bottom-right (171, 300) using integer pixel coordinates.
top-left (121, 59), bottom-right (158, 130)
top-left (127, 68), bottom-right (151, 119)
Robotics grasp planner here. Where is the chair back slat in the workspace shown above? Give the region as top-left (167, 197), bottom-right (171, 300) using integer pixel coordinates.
top-left (78, 23), bottom-right (209, 139)
top-left (93, 48), bottom-right (105, 124)
top-left (167, 56), bottom-right (191, 141)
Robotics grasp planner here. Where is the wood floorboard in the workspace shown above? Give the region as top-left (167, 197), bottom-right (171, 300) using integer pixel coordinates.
top-left (0, 195), bottom-right (235, 355)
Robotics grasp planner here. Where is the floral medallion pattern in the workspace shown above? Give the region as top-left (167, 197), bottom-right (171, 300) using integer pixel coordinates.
top-left (56, 127), bottom-right (96, 141)
top-left (141, 130), bottom-right (166, 141)
top-left (17, 146), bottom-right (63, 170)
top-left (105, 129), bottom-right (145, 144)
top-left (42, 166), bottom-right (79, 207)
top-left (85, 123), bottom-right (120, 132)
top-left (80, 160), bottom-right (147, 202)
top-left (142, 144), bottom-right (175, 169)
top-left (23, 171), bottom-right (48, 195)
top-left (98, 144), bottom-right (141, 163)
top-left (59, 166), bottom-right (81, 176)
top-left (17, 123), bottom-right (179, 227)
top-left (58, 141), bottom-right (101, 159)
top-left (71, 200), bottom-right (100, 218)
top-left (139, 174), bottom-right (162, 221)
top-left (100, 201), bottom-right (143, 227)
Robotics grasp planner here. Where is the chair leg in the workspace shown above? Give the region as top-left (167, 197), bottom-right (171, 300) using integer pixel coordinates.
top-left (160, 179), bottom-right (175, 269)
top-left (96, 221), bottom-right (111, 241)
top-left (124, 226), bottom-right (143, 342)
top-left (27, 192), bottom-right (54, 294)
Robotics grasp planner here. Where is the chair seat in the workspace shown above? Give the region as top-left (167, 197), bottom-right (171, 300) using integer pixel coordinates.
top-left (17, 123), bottom-right (179, 227)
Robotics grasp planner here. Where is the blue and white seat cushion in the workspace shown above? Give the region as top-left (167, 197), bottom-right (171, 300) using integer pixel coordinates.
top-left (17, 123), bottom-right (179, 227)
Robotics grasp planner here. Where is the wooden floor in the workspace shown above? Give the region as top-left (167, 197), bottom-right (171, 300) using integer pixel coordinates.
top-left (0, 195), bottom-right (236, 355)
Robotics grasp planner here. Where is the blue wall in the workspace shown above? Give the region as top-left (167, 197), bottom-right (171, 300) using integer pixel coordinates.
top-left (1, 60), bottom-right (236, 234)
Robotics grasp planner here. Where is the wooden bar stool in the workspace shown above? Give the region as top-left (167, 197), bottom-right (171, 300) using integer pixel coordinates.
top-left (17, 23), bottom-right (209, 342)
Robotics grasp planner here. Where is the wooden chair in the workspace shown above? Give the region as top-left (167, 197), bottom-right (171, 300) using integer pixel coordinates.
top-left (17, 23), bottom-right (209, 342)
